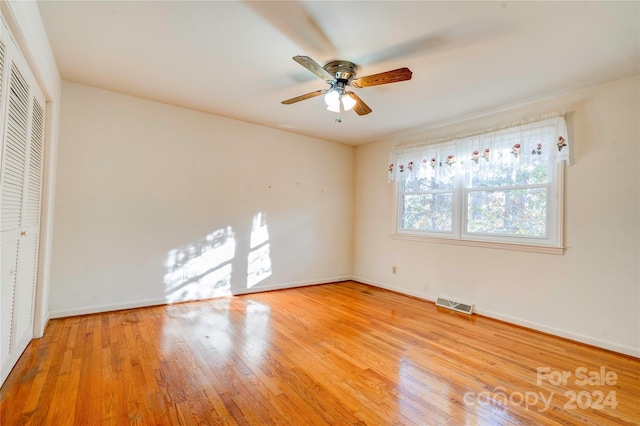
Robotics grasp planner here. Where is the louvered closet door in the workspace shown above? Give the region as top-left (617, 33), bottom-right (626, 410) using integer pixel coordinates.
top-left (12, 90), bottom-right (45, 356)
top-left (0, 19), bottom-right (46, 385)
top-left (0, 35), bottom-right (8, 366)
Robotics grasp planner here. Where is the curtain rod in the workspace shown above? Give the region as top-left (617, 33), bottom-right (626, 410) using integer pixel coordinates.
top-left (394, 112), bottom-right (563, 150)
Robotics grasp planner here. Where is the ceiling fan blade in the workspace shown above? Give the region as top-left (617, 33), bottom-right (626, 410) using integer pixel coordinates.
top-left (244, 1), bottom-right (336, 57)
top-left (281, 89), bottom-right (327, 105)
top-left (355, 19), bottom-right (515, 67)
top-left (346, 91), bottom-right (372, 116)
top-left (293, 56), bottom-right (336, 84)
top-left (350, 68), bottom-right (412, 88)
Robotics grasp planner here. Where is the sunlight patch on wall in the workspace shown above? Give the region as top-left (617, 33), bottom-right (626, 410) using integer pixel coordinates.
top-left (247, 212), bottom-right (272, 288)
top-left (250, 212), bottom-right (270, 248)
top-left (247, 244), bottom-right (272, 288)
top-left (164, 227), bottom-right (235, 303)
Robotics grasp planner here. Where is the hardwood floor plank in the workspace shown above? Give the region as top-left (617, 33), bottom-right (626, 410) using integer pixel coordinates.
top-left (1, 281), bottom-right (639, 425)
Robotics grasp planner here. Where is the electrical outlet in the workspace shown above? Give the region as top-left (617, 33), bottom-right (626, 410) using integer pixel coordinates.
top-left (392, 266), bottom-right (397, 274)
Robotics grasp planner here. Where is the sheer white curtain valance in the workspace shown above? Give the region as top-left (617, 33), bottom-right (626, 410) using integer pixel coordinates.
top-left (388, 115), bottom-right (570, 183)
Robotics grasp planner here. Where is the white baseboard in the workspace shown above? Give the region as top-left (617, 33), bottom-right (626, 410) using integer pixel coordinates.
top-left (49, 297), bottom-right (168, 319)
top-left (232, 276), bottom-right (349, 296)
top-left (472, 308), bottom-right (640, 359)
top-left (351, 276), bottom-right (640, 359)
top-left (49, 276), bottom-right (350, 319)
top-left (34, 313), bottom-right (50, 338)
top-left (352, 276), bottom-right (438, 303)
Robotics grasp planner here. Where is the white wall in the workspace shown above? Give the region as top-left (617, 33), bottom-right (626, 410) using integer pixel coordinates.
top-left (50, 81), bottom-right (354, 316)
top-left (50, 76), bottom-right (639, 356)
top-left (353, 76), bottom-right (640, 357)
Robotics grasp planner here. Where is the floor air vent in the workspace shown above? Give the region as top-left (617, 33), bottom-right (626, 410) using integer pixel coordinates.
top-left (436, 297), bottom-right (474, 315)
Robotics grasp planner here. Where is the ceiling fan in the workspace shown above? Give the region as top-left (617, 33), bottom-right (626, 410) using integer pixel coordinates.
top-left (281, 56), bottom-right (412, 116)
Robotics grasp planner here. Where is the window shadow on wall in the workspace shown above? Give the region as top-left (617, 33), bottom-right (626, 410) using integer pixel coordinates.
top-left (163, 226), bottom-right (236, 303)
top-left (163, 212), bottom-right (273, 303)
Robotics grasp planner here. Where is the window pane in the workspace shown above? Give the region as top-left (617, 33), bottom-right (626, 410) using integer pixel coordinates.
top-left (470, 162), bottom-right (549, 188)
top-left (404, 174), bottom-right (454, 192)
top-left (467, 188), bottom-right (547, 236)
top-left (402, 193), bottom-right (453, 231)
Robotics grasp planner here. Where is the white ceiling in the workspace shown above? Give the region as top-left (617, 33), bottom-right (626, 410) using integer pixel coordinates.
top-left (37, 1), bottom-right (639, 146)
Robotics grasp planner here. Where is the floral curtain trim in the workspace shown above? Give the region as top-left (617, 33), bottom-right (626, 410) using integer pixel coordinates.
top-left (388, 115), bottom-right (570, 183)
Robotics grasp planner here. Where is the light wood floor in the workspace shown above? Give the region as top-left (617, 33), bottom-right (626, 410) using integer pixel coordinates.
top-left (1, 281), bottom-right (639, 425)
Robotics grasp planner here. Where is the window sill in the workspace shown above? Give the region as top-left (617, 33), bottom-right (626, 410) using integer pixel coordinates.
top-left (390, 233), bottom-right (565, 255)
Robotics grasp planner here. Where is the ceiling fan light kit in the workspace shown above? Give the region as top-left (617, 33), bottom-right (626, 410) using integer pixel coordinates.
top-left (282, 55), bottom-right (412, 116)
top-left (324, 89), bottom-right (341, 111)
top-left (324, 81), bottom-right (356, 112)
top-left (341, 93), bottom-right (356, 111)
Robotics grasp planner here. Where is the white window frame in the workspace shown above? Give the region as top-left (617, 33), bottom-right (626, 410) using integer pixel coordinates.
top-left (390, 118), bottom-right (567, 255)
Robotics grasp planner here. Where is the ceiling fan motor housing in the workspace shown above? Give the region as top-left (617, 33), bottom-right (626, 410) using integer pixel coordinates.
top-left (323, 60), bottom-right (359, 83)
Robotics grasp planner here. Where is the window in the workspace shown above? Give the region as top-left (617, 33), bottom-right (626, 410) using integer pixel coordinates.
top-left (389, 116), bottom-right (569, 253)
